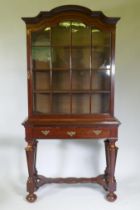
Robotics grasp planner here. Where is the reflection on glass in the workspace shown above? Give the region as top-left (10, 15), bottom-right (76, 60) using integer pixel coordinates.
top-left (52, 94), bottom-right (70, 113)
top-left (32, 47), bottom-right (51, 69)
top-left (52, 22), bottom-right (71, 46)
top-left (72, 70), bottom-right (90, 90)
top-left (32, 30), bottom-right (50, 46)
top-left (52, 71), bottom-right (70, 90)
top-left (72, 48), bottom-right (90, 69)
top-left (72, 22), bottom-right (91, 46)
top-left (92, 71), bottom-right (110, 90)
top-left (92, 30), bottom-right (111, 69)
top-left (34, 93), bottom-right (50, 113)
top-left (34, 72), bottom-right (50, 91)
top-left (72, 94), bottom-right (90, 113)
top-left (52, 47), bottom-right (70, 68)
top-left (91, 94), bottom-right (110, 113)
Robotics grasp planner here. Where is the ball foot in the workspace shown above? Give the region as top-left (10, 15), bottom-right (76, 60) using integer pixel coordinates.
top-left (106, 192), bottom-right (117, 202)
top-left (26, 193), bottom-right (37, 203)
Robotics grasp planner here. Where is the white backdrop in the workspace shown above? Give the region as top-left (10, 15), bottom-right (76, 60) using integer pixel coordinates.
top-left (0, 0), bottom-right (140, 209)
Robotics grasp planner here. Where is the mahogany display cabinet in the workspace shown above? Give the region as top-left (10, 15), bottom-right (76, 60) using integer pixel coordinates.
top-left (22, 5), bottom-right (120, 202)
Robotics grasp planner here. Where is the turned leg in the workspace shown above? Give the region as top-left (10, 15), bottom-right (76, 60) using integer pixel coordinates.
top-left (104, 140), bottom-right (109, 177)
top-left (105, 139), bottom-right (118, 202)
top-left (103, 140), bottom-right (110, 191)
top-left (33, 140), bottom-right (38, 177)
top-left (25, 140), bottom-right (38, 202)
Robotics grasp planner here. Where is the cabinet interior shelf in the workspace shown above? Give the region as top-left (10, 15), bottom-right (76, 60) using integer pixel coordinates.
top-left (33, 90), bottom-right (110, 94)
top-left (32, 45), bottom-right (110, 48)
top-left (32, 68), bottom-right (111, 72)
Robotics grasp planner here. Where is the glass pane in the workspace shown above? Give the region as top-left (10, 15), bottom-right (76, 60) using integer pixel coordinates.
top-left (72, 70), bottom-right (90, 90)
top-left (31, 29), bottom-right (51, 46)
top-left (72, 94), bottom-right (90, 114)
top-left (92, 70), bottom-right (111, 90)
top-left (72, 48), bottom-right (90, 69)
top-left (91, 94), bottom-right (110, 113)
top-left (32, 47), bottom-right (51, 69)
top-left (52, 47), bottom-right (70, 69)
top-left (52, 71), bottom-right (70, 90)
top-left (34, 93), bottom-right (51, 113)
top-left (52, 22), bottom-right (71, 46)
top-left (52, 94), bottom-right (70, 113)
top-left (92, 29), bottom-right (111, 69)
top-left (34, 72), bottom-right (50, 91)
top-left (72, 22), bottom-right (91, 46)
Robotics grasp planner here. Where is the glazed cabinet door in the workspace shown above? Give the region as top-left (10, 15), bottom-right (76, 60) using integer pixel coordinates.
top-left (30, 21), bottom-right (112, 115)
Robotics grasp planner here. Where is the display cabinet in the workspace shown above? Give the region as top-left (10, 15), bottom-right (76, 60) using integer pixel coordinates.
top-left (22, 5), bottom-right (120, 202)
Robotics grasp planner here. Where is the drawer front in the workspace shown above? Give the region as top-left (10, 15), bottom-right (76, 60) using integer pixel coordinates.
top-left (32, 127), bottom-right (112, 139)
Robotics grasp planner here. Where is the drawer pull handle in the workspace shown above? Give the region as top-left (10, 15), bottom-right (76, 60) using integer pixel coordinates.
top-left (93, 130), bottom-right (102, 135)
top-left (67, 131), bottom-right (76, 137)
top-left (41, 130), bottom-right (50, 135)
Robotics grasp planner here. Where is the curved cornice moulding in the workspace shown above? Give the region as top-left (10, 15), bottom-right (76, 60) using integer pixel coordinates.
top-left (22, 5), bottom-right (120, 25)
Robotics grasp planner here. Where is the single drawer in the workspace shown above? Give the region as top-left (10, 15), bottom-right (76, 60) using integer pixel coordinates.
top-left (32, 127), bottom-right (111, 139)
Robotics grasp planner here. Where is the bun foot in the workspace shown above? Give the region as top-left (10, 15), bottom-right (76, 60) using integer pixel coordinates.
top-left (26, 193), bottom-right (37, 202)
top-left (106, 192), bottom-right (117, 202)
